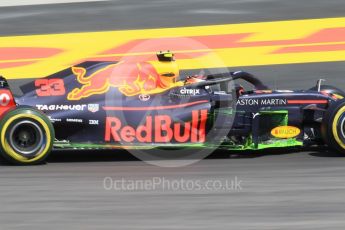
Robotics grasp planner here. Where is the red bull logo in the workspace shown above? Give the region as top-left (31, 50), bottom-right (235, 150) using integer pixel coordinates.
top-left (67, 61), bottom-right (180, 100)
top-left (105, 110), bottom-right (207, 143)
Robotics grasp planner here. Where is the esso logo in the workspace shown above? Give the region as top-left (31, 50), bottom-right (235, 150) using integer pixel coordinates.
top-left (0, 93), bottom-right (10, 106)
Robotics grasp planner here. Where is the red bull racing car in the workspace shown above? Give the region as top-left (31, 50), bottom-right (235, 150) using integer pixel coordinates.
top-left (1, 51), bottom-right (345, 165)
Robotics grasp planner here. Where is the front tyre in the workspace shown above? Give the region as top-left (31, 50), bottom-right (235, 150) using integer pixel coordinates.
top-left (322, 99), bottom-right (345, 154)
top-left (0, 107), bottom-right (54, 165)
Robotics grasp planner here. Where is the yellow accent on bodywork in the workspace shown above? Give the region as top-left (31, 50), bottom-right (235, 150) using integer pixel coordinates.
top-left (333, 93), bottom-right (344, 99)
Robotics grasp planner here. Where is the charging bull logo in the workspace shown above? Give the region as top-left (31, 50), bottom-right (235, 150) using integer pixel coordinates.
top-left (105, 110), bottom-right (208, 143)
top-left (67, 61), bottom-right (179, 100)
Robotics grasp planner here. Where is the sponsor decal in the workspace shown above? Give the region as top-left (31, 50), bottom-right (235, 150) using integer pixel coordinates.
top-left (0, 92), bottom-right (10, 106)
top-left (88, 104), bottom-right (99, 113)
top-left (67, 61), bottom-right (180, 100)
top-left (261, 99), bottom-right (287, 105)
top-left (35, 79), bottom-right (66, 96)
top-left (0, 90), bottom-right (16, 116)
top-left (271, 126), bottom-right (301, 139)
top-left (89, 120), bottom-right (99, 125)
top-left (179, 88), bottom-right (200, 96)
top-left (36, 104), bottom-right (86, 111)
top-left (66, 118), bottom-right (83, 123)
top-left (236, 98), bottom-right (287, 106)
top-left (105, 110), bottom-right (207, 143)
top-left (139, 94), bottom-right (150, 101)
top-left (48, 116), bottom-right (62, 123)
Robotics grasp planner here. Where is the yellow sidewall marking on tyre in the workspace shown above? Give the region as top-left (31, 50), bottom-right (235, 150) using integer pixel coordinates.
top-left (1, 113), bottom-right (52, 163)
top-left (332, 106), bottom-right (345, 150)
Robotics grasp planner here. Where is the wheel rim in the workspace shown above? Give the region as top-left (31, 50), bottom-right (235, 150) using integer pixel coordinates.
top-left (8, 120), bottom-right (45, 156)
top-left (340, 114), bottom-right (345, 140)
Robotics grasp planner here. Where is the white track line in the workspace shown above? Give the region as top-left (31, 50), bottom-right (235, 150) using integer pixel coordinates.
top-left (0, 0), bottom-right (107, 7)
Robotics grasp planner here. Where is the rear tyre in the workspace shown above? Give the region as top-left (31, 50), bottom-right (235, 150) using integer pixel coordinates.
top-left (322, 99), bottom-right (345, 154)
top-left (0, 107), bottom-right (54, 165)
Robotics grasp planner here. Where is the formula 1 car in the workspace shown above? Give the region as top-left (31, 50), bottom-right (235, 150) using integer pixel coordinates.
top-left (1, 51), bottom-right (345, 165)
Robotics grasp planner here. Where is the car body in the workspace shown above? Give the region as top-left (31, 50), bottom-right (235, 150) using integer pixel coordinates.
top-left (1, 51), bottom-right (345, 165)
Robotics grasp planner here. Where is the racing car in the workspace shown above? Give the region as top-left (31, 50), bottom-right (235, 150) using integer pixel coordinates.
top-left (1, 51), bottom-right (345, 165)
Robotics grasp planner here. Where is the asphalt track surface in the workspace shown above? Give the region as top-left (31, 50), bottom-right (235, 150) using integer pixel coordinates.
top-left (2, 1), bottom-right (345, 229)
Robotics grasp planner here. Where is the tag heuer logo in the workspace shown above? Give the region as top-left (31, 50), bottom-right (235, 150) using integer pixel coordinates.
top-left (88, 104), bottom-right (99, 113)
